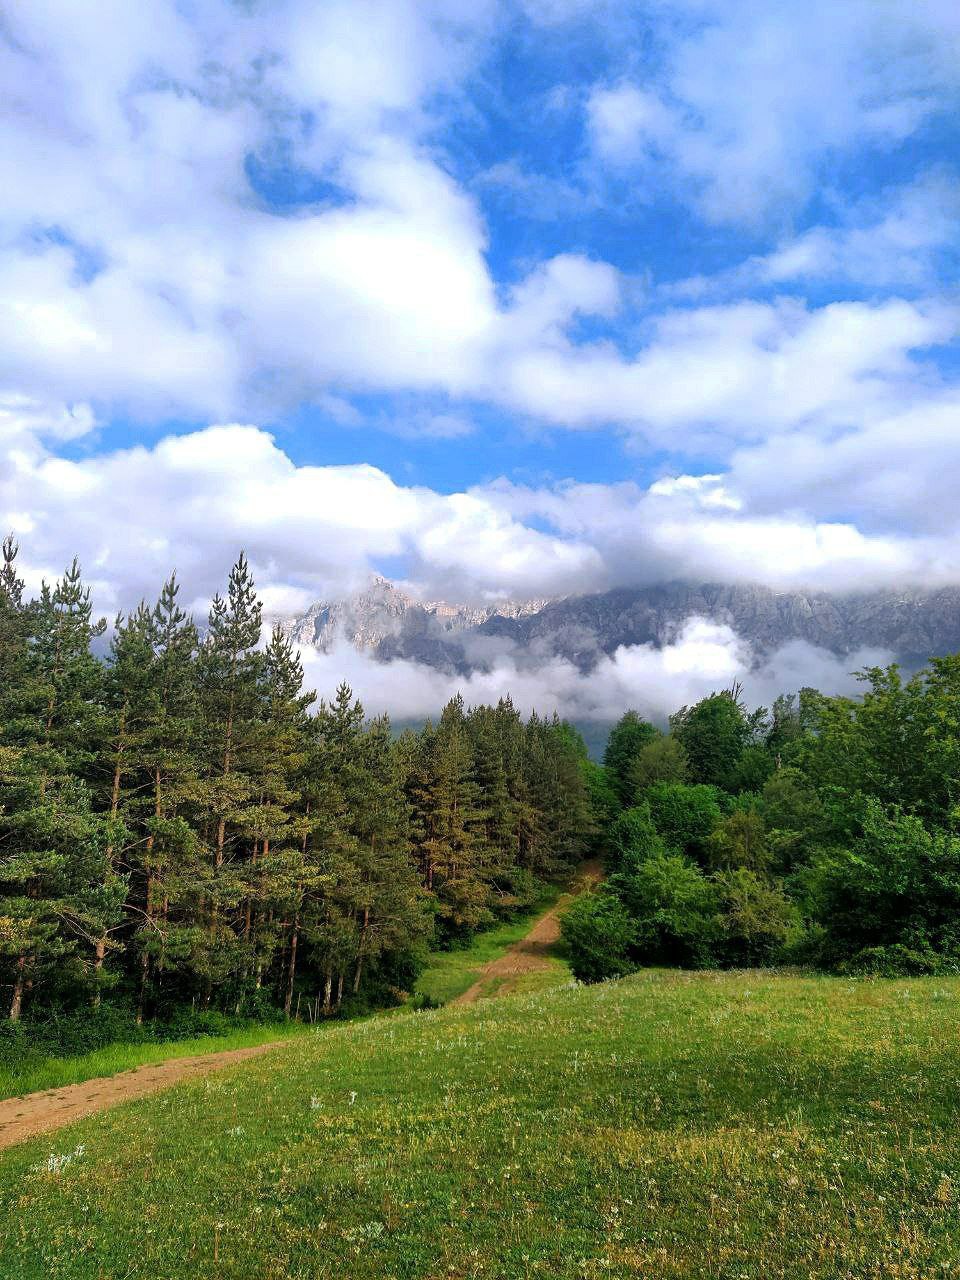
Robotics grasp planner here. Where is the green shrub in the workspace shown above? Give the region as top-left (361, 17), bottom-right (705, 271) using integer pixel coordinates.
top-left (617, 852), bottom-right (719, 967)
top-left (706, 809), bottom-right (771, 873)
top-left (839, 944), bottom-right (957, 977)
top-left (605, 803), bottom-right (665, 872)
top-left (628, 734), bottom-right (689, 795)
top-left (713, 868), bottom-right (797, 966)
top-left (802, 801), bottom-right (960, 970)
top-left (645, 782), bottom-right (723, 860)
top-left (560, 892), bottom-right (636, 983)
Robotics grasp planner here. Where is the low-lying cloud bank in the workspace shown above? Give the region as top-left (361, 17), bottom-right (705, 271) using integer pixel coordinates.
top-left (299, 618), bottom-right (891, 725)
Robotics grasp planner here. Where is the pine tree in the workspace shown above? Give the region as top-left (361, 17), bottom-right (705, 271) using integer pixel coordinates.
top-left (123, 574), bottom-right (202, 1018)
top-left (192, 558), bottom-right (266, 998)
top-left (91, 604), bottom-right (156, 1001)
top-left (408, 699), bottom-right (495, 939)
top-left (30, 559), bottom-right (107, 773)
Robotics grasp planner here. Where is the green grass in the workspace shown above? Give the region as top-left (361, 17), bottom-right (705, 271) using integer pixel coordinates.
top-left (4, 969), bottom-right (960, 1278)
top-left (0, 1021), bottom-right (305, 1101)
top-left (414, 884), bottom-right (564, 1005)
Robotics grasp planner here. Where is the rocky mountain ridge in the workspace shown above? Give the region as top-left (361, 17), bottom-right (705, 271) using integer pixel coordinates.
top-left (284, 577), bottom-right (960, 674)
top-left (282, 576), bottom-right (553, 667)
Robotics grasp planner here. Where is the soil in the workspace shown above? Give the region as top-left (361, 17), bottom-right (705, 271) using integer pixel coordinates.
top-left (0, 1040), bottom-right (287, 1152)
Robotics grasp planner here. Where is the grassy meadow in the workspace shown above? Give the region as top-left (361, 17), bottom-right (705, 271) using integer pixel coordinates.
top-left (3, 969), bottom-right (960, 1278)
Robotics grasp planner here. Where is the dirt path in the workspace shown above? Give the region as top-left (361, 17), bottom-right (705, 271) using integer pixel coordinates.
top-left (0, 1040), bottom-right (289, 1152)
top-left (451, 859), bottom-right (602, 1006)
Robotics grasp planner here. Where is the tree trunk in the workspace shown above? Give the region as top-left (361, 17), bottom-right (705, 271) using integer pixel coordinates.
top-left (9, 953), bottom-right (25, 1021)
top-left (215, 695), bottom-right (235, 870)
top-left (136, 871), bottom-right (155, 1025)
top-left (93, 708), bottom-right (127, 1006)
top-left (353, 907), bottom-right (369, 995)
top-left (92, 938), bottom-right (106, 1007)
top-left (284, 913), bottom-right (299, 1018)
top-left (335, 972), bottom-right (344, 1009)
top-left (323, 969), bottom-right (332, 1013)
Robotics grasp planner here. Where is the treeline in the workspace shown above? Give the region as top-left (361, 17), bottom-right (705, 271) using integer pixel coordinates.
top-left (566, 661), bottom-right (960, 980)
top-left (0, 540), bottom-right (593, 1025)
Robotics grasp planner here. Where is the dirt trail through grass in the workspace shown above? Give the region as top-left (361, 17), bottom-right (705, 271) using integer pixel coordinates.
top-left (0, 1040), bottom-right (290, 1151)
top-left (451, 858), bottom-right (601, 1006)
top-left (0, 860), bottom-right (601, 1150)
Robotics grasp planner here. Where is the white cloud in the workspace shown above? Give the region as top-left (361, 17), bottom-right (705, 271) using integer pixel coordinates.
top-left (1, 0), bottom-right (960, 708)
top-left (669, 172), bottom-right (960, 297)
top-left (482, 461), bottom-right (960, 594)
top-left (298, 619), bottom-right (890, 724)
top-left (0, 412), bottom-right (603, 616)
top-left (0, 0), bottom-right (956, 457)
top-left (6, 402), bottom-right (960, 634)
top-left (585, 0), bottom-right (960, 224)
top-left (494, 295), bottom-right (956, 446)
top-left (587, 84), bottom-right (677, 163)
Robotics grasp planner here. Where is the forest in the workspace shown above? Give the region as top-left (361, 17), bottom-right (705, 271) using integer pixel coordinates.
top-left (6, 531), bottom-right (960, 1047)
top-left (566, 659), bottom-right (960, 981)
top-left (0, 539), bottom-right (592, 1035)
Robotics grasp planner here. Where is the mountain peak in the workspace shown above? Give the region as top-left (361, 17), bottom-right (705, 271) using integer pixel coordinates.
top-left (283, 576), bottom-right (552, 657)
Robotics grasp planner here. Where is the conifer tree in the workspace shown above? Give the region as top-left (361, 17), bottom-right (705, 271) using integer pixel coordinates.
top-left (194, 555), bottom-right (265, 997)
top-left (129, 574), bottom-right (200, 1019)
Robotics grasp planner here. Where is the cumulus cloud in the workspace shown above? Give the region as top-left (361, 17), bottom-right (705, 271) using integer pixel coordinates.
top-left (8, 402), bottom-right (960, 629)
top-left (495, 296), bottom-right (958, 447)
top-left (0, 409), bottom-right (602, 615)
top-left (482, 471), bottom-right (960, 595)
top-left (2, 0), bottom-right (959, 731)
top-left (1, 0), bottom-right (954, 450)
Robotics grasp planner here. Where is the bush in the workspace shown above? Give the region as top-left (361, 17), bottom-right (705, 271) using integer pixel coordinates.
top-left (0, 1003), bottom-right (284, 1076)
top-left (628, 735), bottom-right (689, 795)
top-left (713, 868), bottom-right (797, 965)
top-left (645, 782), bottom-right (723, 861)
top-left (605, 803), bottom-right (665, 873)
top-left (803, 801), bottom-right (960, 969)
top-left (0, 1006), bottom-right (152, 1062)
top-left (617, 853), bottom-right (719, 967)
top-left (727, 744), bottom-right (775, 793)
top-left (838, 944), bottom-right (956, 977)
top-left (706, 809), bottom-right (771, 873)
top-left (560, 892), bottom-right (636, 983)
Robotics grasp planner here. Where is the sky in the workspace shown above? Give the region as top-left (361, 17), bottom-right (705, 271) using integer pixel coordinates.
top-left (2, 0), bottom-right (959, 715)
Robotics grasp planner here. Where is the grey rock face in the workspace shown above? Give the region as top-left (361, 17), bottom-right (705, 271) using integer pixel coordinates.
top-left (284, 578), bottom-right (960, 673)
top-left (282, 576), bottom-right (553, 673)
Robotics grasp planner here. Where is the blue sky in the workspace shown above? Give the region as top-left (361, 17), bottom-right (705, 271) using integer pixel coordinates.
top-left (2, 0), bottom-right (960, 717)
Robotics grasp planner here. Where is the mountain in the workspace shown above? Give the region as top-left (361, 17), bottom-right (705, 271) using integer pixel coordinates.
top-left (282, 576), bottom-right (553, 671)
top-left (285, 578), bottom-right (960, 674)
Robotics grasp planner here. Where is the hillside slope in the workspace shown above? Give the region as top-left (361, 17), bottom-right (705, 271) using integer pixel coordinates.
top-left (3, 970), bottom-right (960, 1278)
